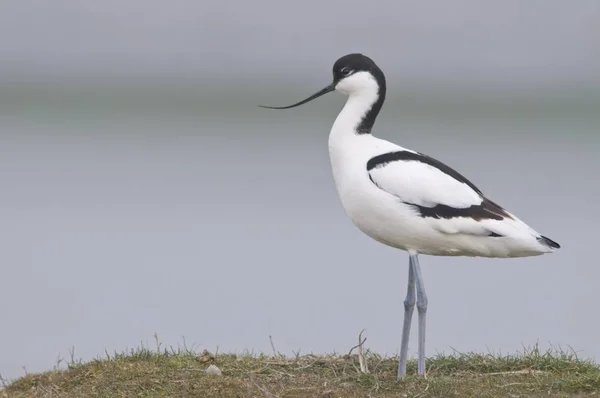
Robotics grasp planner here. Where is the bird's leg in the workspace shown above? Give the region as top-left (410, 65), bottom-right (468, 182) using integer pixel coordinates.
top-left (412, 253), bottom-right (428, 376)
top-left (397, 256), bottom-right (416, 380)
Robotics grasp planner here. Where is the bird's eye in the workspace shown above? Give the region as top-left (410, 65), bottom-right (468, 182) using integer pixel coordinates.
top-left (340, 67), bottom-right (352, 76)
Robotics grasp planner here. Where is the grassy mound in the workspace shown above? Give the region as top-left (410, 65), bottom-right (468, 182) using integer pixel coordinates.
top-left (2, 344), bottom-right (599, 397)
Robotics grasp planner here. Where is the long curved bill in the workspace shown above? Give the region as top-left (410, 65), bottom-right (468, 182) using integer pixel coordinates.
top-left (259, 83), bottom-right (335, 109)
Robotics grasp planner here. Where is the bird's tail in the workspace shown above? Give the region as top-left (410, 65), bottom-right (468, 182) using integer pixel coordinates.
top-left (537, 235), bottom-right (560, 250)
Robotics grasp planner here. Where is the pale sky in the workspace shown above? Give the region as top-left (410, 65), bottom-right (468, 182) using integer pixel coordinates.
top-left (1, 0), bottom-right (599, 85)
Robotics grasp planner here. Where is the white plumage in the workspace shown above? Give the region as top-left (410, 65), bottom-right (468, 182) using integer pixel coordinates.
top-left (261, 53), bottom-right (559, 380)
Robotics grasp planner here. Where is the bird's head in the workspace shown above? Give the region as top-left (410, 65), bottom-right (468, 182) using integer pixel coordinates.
top-left (260, 53), bottom-right (385, 110)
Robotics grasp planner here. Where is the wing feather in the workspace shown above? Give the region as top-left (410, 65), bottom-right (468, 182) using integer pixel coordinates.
top-left (367, 150), bottom-right (514, 237)
top-left (367, 151), bottom-right (483, 209)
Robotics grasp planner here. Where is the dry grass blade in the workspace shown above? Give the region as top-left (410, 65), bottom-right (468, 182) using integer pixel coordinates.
top-left (486, 368), bottom-right (548, 376)
top-left (269, 335), bottom-right (281, 358)
top-left (250, 378), bottom-right (280, 398)
top-left (357, 329), bottom-right (369, 374)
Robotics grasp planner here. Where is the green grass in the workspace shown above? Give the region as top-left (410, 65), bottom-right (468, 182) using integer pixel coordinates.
top-left (2, 343), bottom-right (599, 397)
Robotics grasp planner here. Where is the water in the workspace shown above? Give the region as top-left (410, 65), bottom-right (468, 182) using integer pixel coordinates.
top-left (1, 83), bottom-right (598, 381)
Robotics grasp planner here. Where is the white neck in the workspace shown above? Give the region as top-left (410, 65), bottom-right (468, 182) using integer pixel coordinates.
top-left (329, 84), bottom-right (379, 143)
top-left (327, 82), bottom-right (381, 194)
top-left (326, 72), bottom-right (385, 198)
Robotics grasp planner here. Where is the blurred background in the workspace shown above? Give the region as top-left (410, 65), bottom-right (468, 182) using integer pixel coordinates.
top-left (1, 0), bottom-right (599, 381)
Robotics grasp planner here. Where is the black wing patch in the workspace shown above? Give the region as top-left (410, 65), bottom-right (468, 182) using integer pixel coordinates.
top-left (408, 198), bottom-right (511, 221)
top-left (367, 150), bottom-right (513, 221)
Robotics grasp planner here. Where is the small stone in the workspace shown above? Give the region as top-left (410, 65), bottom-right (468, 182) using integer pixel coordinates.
top-left (205, 364), bottom-right (222, 376)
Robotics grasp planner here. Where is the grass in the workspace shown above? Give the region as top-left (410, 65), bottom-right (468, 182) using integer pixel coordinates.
top-left (2, 340), bottom-right (599, 398)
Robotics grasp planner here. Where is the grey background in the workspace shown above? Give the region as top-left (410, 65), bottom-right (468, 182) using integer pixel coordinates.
top-left (1, 0), bottom-right (598, 381)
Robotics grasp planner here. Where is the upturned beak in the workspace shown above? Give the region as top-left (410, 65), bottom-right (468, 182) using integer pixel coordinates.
top-left (259, 83), bottom-right (336, 109)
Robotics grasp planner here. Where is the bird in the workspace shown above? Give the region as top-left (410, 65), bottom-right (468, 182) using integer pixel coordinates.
top-left (259, 53), bottom-right (560, 380)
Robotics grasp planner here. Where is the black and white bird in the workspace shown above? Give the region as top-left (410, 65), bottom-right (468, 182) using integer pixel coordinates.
top-left (260, 53), bottom-right (560, 380)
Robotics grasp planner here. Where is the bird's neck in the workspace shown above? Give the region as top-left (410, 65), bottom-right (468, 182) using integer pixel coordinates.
top-left (331, 84), bottom-right (385, 139)
top-left (328, 85), bottom-right (385, 177)
top-left (328, 86), bottom-right (385, 202)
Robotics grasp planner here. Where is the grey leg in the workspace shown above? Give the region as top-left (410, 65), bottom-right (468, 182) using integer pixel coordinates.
top-left (397, 256), bottom-right (416, 380)
top-left (411, 253), bottom-right (428, 376)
